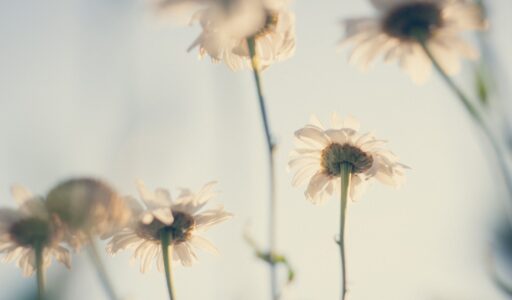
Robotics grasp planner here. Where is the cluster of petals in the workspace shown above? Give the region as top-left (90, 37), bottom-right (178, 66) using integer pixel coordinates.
top-left (0, 186), bottom-right (70, 276)
top-left (340, 0), bottom-right (487, 83)
top-left (159, 0), bottom-right (296, 70)
top-left (107, 181), bottom-right (232, 271)
top-left (289, 114), bottom-right (407, 204)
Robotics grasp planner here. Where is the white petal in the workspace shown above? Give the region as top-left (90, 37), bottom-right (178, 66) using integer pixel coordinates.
top-left (141, 212), bottom-right (154, 225)
top-left (152, 208), bottom-right (174, 225)
top-left (349, 175), bottom-right (369, 201)
top-left (195, 181), bottom-right (218, 204)
top-left (10, 185), bottom-right (33, 204)
top-left (400, 44), bottom-right (432, 84)
top-left (155, 188), bottom-right (172, 205)
top-left (194, 207), bottom-right (233, 231)
top-left (325, 129), bottom-right (349, 145)
top-left (174, 243), bottom-right (197, 266)
top-left (288, 156), bottom-right (320, 170)
top-left (52, 246), bottom-right (71, 269)
top-left (136, 181), bottom-right (171, 209)
top-left (136, 180), bottom-right (153, 204)
top-left (189, 235), bottom-right (219, 255)
top-left (291, 165), bottom-right (318, 187)
top-left (294, 127), bottom-right (330, 148)
top-left (305, 172), bottom-right (331, 204)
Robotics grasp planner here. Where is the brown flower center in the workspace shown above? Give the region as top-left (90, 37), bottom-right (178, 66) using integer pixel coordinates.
top-left (9, 218), bottom-right (53, 247)
top-left (136, 211), bottom-right (196, 244)
top-left (382, 2), bottom-right (443, 41)
top-left (321, 143), bottom-right (373, 176)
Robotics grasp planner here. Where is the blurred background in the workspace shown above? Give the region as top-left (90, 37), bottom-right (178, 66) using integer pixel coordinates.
top-left (1, 0), bottom-right (512, 299)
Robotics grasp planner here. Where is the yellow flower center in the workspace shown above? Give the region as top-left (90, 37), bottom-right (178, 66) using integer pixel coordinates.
top-left (321, 143), bottom-right (373, 176)
top-left (383, 2), bottom-right (443, 41)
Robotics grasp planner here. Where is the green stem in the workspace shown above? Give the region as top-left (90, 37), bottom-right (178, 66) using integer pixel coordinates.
top-left (35, 242), bottom-right (45, 300)
top-left (161, 230), bottom-right (176, 300)
top-left (419, 40), bottom-right (512, 206)
top-left (247, 36), bottom-right (278, 300)
top-left (87, 236), bottom-right (119, 300)
top-left (339, 163), bottom-right (352, 300)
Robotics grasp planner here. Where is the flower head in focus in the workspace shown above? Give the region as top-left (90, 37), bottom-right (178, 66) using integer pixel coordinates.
top-left (340, 0), bottom-right (487, 83)
top-left (107, 181), bottom-right (232, 271)
top-left (289, 114), bottom-right (407, 204)
top-left (0, 186), bottom-right (70, 276)
top-left (186, 0), bottom-right (296, 70)
top-left (46, 178), bottom-right (131, 249)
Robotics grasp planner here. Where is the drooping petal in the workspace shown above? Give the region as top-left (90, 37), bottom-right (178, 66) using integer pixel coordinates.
top-left (189, 235), bottom-right (219, 254)
top-left (152, 207), bottom-right (174, 225)
top-left (174, 243), bottom-right (197, 266)
top-left (291, 165), bottom-right (317, 187)
top-left (305, 172), bottom-right (331, 205)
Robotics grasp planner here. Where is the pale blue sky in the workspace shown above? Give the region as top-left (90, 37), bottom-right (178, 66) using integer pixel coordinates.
top-left (1, 0), bottom-right (512, 299)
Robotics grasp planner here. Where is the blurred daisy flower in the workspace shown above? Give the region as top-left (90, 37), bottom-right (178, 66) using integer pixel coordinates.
top-left (289, 114), bottom-right (407, 204)
top-left (340, 0), bottom-right (487, 83)
top-left (107, 181), bottom-right (232, 271)
top-left (185, 0), bottom-right (296, 70)
top-left (0, 186), bottom-right (70, 276)
top-left (46, 178), bottom-right (131, 249)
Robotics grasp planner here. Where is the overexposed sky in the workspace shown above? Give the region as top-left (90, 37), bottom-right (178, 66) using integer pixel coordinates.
top-left (1, 0), bottom-right (512, 299)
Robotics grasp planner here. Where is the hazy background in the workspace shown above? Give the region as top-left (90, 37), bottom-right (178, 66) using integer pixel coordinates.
top-left (1, 0), bottom-right (512, 299)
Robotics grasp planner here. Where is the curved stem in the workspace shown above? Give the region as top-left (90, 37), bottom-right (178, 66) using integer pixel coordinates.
top-left (338, 163), bottom-right (352, 300)
top-left (161, 231), bottom-right (176, 300)
top-left (247, 37), bottom-right (278, 300)
top-left (35, 242), bottom-right (45, 300)
top-left (419, 40), bottom-right (481, 122)
top-left (487, 248), bottom-right (512, 297)
top-left (87, 236), bottom-right (119, 300)
top-left (419, 41), bottom-right (512, 210)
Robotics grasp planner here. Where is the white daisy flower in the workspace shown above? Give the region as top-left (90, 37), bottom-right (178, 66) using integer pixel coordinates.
top-left (289, 114), bottom-right (407, 204)
top-left (187, 0), bottom-right (296, 70)
top-left (340, 0), bottom-right (487, 83)
top-left (107, 181), bottom-right (232, 271)
top-left (46, 178), bottom-right (132, 249)
top-left (0, 186), bottom-right (70, 276)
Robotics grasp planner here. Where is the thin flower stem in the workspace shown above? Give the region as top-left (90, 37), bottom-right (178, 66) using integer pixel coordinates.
top-left (161, 231), bottom-right (176, 300)
top-left (35, 242), bottom-right (45, 300)
top-left (338, 163), bottom-right (352, 300)
top-left (419, 41), bottom-right (481, 122)
top-left (87, 236), bottom-right (119, 300)
top-left (247, 36), bottom-right (278, 300)
top-left (419, 41), bottom-right (512, 204)
top-left (247, 37), bottom-right (274, 154)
